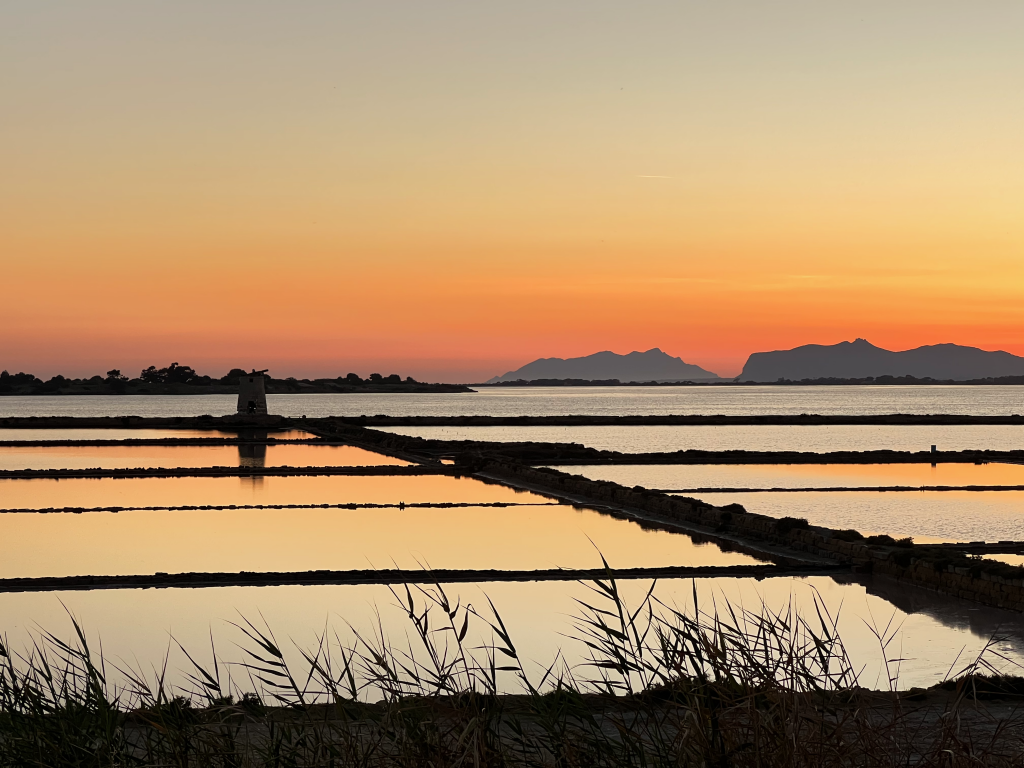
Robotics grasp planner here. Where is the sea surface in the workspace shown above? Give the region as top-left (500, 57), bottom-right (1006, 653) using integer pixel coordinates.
top-left (1, 384), bottom-right (1023, 418)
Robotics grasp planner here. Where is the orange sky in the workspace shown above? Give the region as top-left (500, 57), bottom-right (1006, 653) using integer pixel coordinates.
top-left (2, 1), bottom-right (1022, 381)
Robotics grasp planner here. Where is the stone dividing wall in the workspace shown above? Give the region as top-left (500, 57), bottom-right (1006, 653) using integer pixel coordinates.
top-left (326, 430), bottom-right (1024, 468)
top-left (297, 420), bottom-right (1024, 614)
top-left (481, 462), bottom-right (1024, 614)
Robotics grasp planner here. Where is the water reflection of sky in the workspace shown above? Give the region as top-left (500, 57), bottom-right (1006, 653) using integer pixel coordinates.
top-left (2, 575), bottom-right (1021, 693)
top-left (693, 490), bottom-right (1024, 543)
top-left (0, 500), bottom-right (759, 577)
top-left (0, 428), bottom-right (316, 441)
top-left (382, 424), bottom-right (1024, 453)
top-left (0, 443), bottom-right (405, 471)
top-left (556, 466), bottom-right (1024, 542)
top-left (561, 463), bottom-right (1024, 540)
top-left (557, 463), bottom-right (1024, 490)
top-left (0, 474), bottom-right (536, 510)
top-left (4, 393), bottom-right (1024, 695)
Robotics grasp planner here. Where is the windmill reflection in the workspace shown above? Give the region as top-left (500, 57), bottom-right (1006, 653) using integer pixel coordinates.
top-left (237, 429), bottom-right (268, 490)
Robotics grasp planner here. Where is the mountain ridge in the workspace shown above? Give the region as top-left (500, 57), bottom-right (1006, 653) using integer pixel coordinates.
top-left (488, 348), bottom-right (721, 383)
top-left (738, 339), bottom-right (1024, 382)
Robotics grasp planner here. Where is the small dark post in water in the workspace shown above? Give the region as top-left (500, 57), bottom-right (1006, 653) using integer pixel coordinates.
top-left (238, 370), bottom-right (269, 415)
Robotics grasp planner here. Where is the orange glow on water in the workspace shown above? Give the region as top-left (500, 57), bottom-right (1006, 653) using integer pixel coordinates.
top-left (0, 475), bottom-right (759, 577)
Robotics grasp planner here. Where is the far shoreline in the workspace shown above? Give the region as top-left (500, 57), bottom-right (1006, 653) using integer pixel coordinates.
top-left (474, 377), bottom-right (1024, 387)
top-left (3, 377), bottom-right (1024, 396)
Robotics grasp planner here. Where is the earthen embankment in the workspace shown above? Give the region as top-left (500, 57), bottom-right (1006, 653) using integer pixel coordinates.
top-left (477, 462), bottom-right (1024, 613)
top-left (0, 563), bottom-right (841, 593)
top-left (344, 414), bottom-right (1024, 426)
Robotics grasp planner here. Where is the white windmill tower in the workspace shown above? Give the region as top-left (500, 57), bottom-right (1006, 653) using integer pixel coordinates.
top-left (237, 369), bottom-right (269, 415)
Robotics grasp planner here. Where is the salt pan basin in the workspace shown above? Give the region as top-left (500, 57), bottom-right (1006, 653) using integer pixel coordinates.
top-left (2, 575), bottom-right (1022, 693)
top-left (554, 463), bottom-right (1024, 491)
top-left (0, 443), bottom-right (406, 471)
top-left (0, 502), bottom-right (759, 578)
top-left (381, 424), bottom-right (1024, 454)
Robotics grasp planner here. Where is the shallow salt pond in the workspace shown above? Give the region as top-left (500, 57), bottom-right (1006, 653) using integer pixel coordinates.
top-left (2, 575), bottom-right (1022, 693)
top-left (0, 443), bottom-right (407, 470)
top-left (0, 473), bottom-right (533, 511)
top-left (379, 424), bottom-right (1024, 453)
top-left (694, 490), bottom-right (1024, 543)
top-left (986, 554), bottom-right (1024, 567)
top-left (0, 502), bottom-right (759, 578)
top-left (551, 465), bottom-right (1024, 542)
top-left (0, 428), bottom-right (317, 442)
top-left (553, 462), bottom-right (1024, 491)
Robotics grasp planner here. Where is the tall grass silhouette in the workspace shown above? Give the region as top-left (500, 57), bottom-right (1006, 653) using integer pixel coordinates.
top-left (2, 571), bottom-right (1021, 766)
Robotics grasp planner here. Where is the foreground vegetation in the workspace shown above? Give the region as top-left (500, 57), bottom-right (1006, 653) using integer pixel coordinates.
top-left (3, 574), bottom-right (1023, 767)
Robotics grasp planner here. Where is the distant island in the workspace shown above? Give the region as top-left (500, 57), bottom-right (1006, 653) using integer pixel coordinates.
top-left (0, 364), bottom-right (472, 396)
top-left (482, 374), bottom-right (1024, 387)
top-left (738, 339), bottom-right (1024, 382)
top-left (487, 349), bottom-right (722, 384)
top-left (483, 340), bottom-right (1024, 386)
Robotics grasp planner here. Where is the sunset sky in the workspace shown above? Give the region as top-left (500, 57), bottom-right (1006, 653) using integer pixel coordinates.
top-left (2, 1), bottom-right (1022, 381)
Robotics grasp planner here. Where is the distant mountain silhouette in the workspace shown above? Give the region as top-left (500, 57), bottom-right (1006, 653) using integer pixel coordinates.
top-left (488, 349), bottom-right (721, 383)
top-left (738, 339), bottom-right (1024, 382)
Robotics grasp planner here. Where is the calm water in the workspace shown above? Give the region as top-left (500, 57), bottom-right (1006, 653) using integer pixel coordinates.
top-left (0, 474), bottom-right (539, 511)
top-left (2, 576), bottom-right (1021, 693)
top-left (1, 385), bottom-right (1023, 418)
top-left (383, 424), bottom-right (1024, 453)
top-left (554, 466), bottom-right (1024, 541)
top-left (694, 490), bottom-right (1024, 542)
top-left (6, 391), bottom-right (1024, 693)
top-left (0, 428), bottom-right (316, 441)
top-left (554, 463), bottom-right (1024, 491)
top-left (0, 502), bottom-right (757, 578)
top-left (0, 443), bottom-right (407, 471)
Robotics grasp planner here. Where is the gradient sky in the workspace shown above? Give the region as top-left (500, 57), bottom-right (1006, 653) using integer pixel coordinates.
top-left (2, 1), bottom-right (1022, 381)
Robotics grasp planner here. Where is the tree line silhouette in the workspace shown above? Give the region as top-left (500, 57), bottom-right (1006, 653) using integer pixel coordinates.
top-left (0, 365), bottom-right (469, 395)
